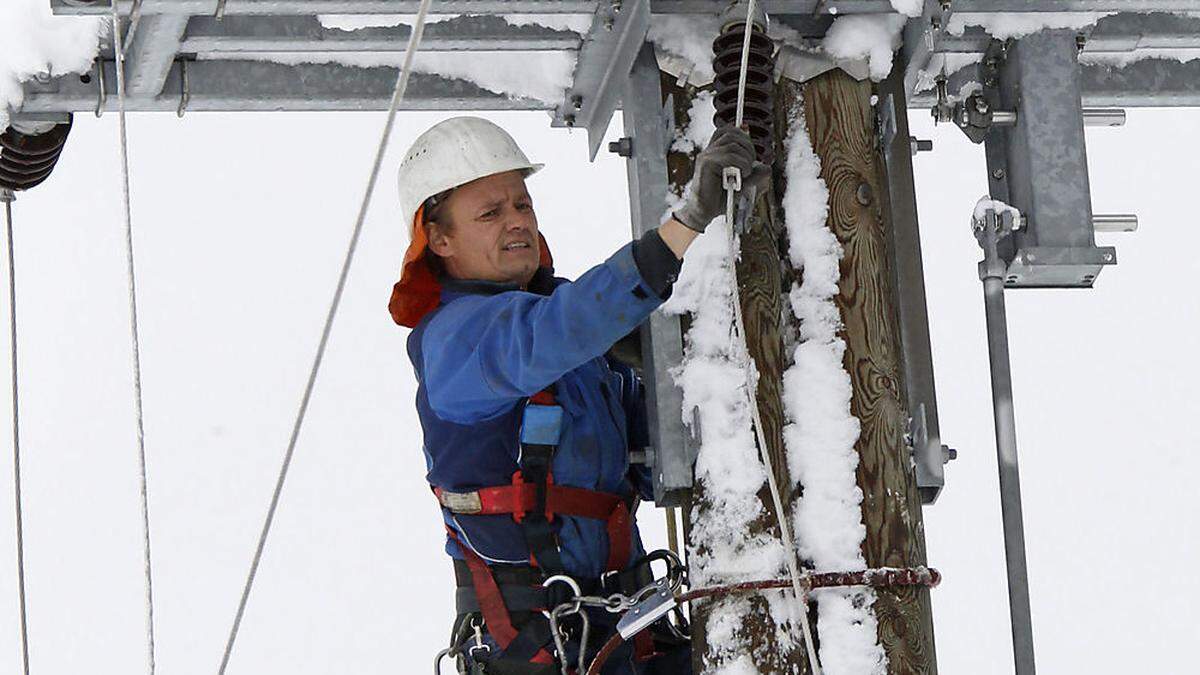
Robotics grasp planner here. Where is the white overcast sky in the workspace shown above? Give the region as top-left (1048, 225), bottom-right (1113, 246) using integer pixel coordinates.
top-left (0, 106), bottom-right (1195, 674)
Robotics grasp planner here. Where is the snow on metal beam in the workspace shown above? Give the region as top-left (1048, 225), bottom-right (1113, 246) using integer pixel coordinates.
top-left (21, 60), bottom-right (543, 113)
top-left (55, 0), bottom-right (1200, 16)
top-left (53, 0), bottom-right (602, 16)
top-left (124, 14), bottom-right (189, 97)
top-left (937, 12), bottom-right (1200, 54)
top-left (181, 15), bottom-right (583, 53)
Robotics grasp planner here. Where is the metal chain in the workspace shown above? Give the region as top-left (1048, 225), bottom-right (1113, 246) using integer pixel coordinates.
top-left (216, 0), bottom-right (435, 672)
top-left (3, 189), bottom-right (30, 675)
top-left (109, 5), bottom-right (159, 673)
top-left (544, 551), bottom-right (687, 674)
top-left (721, 0), bottom-right (822, 670)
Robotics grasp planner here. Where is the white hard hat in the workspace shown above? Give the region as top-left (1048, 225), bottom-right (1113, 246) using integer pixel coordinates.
top-left (397, 116), bottom-right (543, 229)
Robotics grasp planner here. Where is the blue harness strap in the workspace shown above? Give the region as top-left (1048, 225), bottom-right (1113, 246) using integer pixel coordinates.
top-left (517, 393), bottom-right (566, 574)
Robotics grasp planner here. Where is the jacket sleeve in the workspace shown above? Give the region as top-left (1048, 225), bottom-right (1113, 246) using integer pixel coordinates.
top-left (422, 243), bottom-right (667, 424)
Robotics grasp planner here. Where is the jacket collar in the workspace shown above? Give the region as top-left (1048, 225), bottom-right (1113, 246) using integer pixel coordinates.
top-left (440, 266), bottom-right (557, 302)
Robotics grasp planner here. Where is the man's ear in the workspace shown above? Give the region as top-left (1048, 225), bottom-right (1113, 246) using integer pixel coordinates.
top-left (426, 220), bottom-right (454, 259)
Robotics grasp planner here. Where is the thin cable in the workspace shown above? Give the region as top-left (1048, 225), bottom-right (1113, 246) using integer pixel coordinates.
top-left (110, 6), bottom-right (158, 675)
top-left (723, 0), bottom-right (822, 669)
top-left (4, 190), bottom-right (30, 675)
top-left (216, 0), bottom-right (435, 671)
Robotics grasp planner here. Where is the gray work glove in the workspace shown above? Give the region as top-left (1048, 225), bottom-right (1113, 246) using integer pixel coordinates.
top-left (673, 126), bottom-right (771, 233)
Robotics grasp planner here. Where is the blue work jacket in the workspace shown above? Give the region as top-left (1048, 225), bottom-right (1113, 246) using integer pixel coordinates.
top-left (408, 243), bottom-right (666, 578)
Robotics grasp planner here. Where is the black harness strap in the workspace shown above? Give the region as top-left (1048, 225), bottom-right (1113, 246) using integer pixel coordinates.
top-left (516, 442), bottom-right (566, 574)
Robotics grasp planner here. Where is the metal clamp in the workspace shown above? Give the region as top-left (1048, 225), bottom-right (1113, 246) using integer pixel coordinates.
top-left (615, 577), bottom-right (677, 640)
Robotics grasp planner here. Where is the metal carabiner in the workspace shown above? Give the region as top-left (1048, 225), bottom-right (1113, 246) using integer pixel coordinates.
top-left (466, 614), bottom-right (491, 660)
top-left (541, 574), bottom-right (583, 619)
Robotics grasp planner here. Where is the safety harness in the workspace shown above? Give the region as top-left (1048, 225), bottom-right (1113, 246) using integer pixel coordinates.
top-left (432, 388), bottom-right (658, 671)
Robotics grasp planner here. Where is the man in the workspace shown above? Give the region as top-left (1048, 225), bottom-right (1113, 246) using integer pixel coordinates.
top-left (390, 117), bottom-right (764, 674)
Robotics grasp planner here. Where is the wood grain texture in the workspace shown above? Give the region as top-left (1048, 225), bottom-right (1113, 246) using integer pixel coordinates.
top-left (800, 70), bottom-right (937, 674)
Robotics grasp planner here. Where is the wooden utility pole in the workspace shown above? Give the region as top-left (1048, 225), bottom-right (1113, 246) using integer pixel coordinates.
top-left (796, 68), bottom-right (938, 673)
top-left (671, 64), bottom-right (937, 673)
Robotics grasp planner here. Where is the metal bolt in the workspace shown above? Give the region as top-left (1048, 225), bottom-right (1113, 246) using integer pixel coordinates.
top-left (974, 97), bottom-right (989, 114)
top-left (856, 182), bottom-right (873, 206)
top-left (608, 137), bottom-right (632, 157)
top-left (993, 168), bottom-right (1006, 180)
top-left (564, 114), bottom-right (576, 128)
top-left (604, 17), bottom-right (614, 31)
top-left (1103, 252), bottom-right (1114, 262)
top-left (572, 95), bottom-right (583, 111)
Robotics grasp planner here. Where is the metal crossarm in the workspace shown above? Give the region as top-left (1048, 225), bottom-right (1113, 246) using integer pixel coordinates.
top-left (182, 15), bottom-right (583, 55)
top-left (22, 60), bottom-right (544, 113)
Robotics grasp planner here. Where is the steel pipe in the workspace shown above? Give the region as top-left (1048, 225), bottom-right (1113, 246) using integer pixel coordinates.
top-left (976, 217), bottom-right (1037, 675)
top-left (989, 108), bottom-right (1126, 127)
top-left (1093, 214), bottom-right (1139, 232)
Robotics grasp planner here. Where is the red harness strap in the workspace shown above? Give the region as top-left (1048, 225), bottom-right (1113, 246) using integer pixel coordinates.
top-left (446, 527), bottom-right (555, 665)
top-left (435, 481), bottom-right (633, 571)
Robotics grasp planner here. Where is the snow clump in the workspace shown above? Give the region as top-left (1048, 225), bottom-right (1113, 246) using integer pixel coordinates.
top-left (822, 14), bottom-right (908, 81)
top-left (0, 0), bottom-right (106, 130)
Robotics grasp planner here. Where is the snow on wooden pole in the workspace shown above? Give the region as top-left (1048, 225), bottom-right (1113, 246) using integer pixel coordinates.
top-left (662, 68), bottom-right (814, 673)
top-left (791, 67), bottom-right (938, 673)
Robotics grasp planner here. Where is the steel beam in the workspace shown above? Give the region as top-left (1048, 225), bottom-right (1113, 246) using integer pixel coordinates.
top-left (552, 0), bottom-right (650, 159)
top-left (124, 14), bottom-right (190, 97)
top-left (180, 15), bottom-right (582, 54)
top-left (56, 0), bottom-right (1200, 16)
top-left (910, 56), bottom-right (1200, 107)
top-left (620, 43), bottom-right (694, 507)
top-left (21, 60), bottom-right (543, 113)
top-left (947, 0), bottom-right (1200, 9)
top-left (877, 65), bottom-right (948, 505)
top-left (1079, 56), bottom-right (1200, 106)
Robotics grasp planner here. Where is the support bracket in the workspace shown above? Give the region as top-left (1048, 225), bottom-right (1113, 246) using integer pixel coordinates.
top-left (621, 42), bottom-right (695, 507)
top-left (982, 31), bottom-right (1117, 289)
top-left (552, 0), bottom-right (651, 160)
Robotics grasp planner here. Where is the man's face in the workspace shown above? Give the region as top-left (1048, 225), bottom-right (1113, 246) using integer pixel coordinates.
top-left (426, 170), bottom-right (541, 287)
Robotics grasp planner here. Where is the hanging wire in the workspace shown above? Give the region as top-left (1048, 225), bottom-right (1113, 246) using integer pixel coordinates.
top-left (216, 0), bottom-right (435, 671)
top-left (722, 0), bottom-right (822, 669)
top-left (3, 189), bottom-right (30, 675)
top-left (109, 5), bottom-right (158, 673)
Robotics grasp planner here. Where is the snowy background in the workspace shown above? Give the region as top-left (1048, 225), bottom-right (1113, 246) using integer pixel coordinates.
top-left (0, 64), bottom-right (1198, 675)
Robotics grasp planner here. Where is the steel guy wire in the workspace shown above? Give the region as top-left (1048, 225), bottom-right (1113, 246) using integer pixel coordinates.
top-left (109, 5), bottom-right (159, 674)
top-left (3, 189), bottom-right (30, 675)
top-left (722, 0), bottom-right (822, 669)
top-left (216, 0), bottom-right (435, 671)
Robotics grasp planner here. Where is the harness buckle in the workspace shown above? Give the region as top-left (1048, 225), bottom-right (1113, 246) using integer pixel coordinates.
top-left (509, 470), bottom-right (555, 524)
top-left (437, 489), bottom-right (483, 515)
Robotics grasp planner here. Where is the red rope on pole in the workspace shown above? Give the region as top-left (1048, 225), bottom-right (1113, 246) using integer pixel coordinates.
top-left (585, 566), bottom-right (941, 675)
